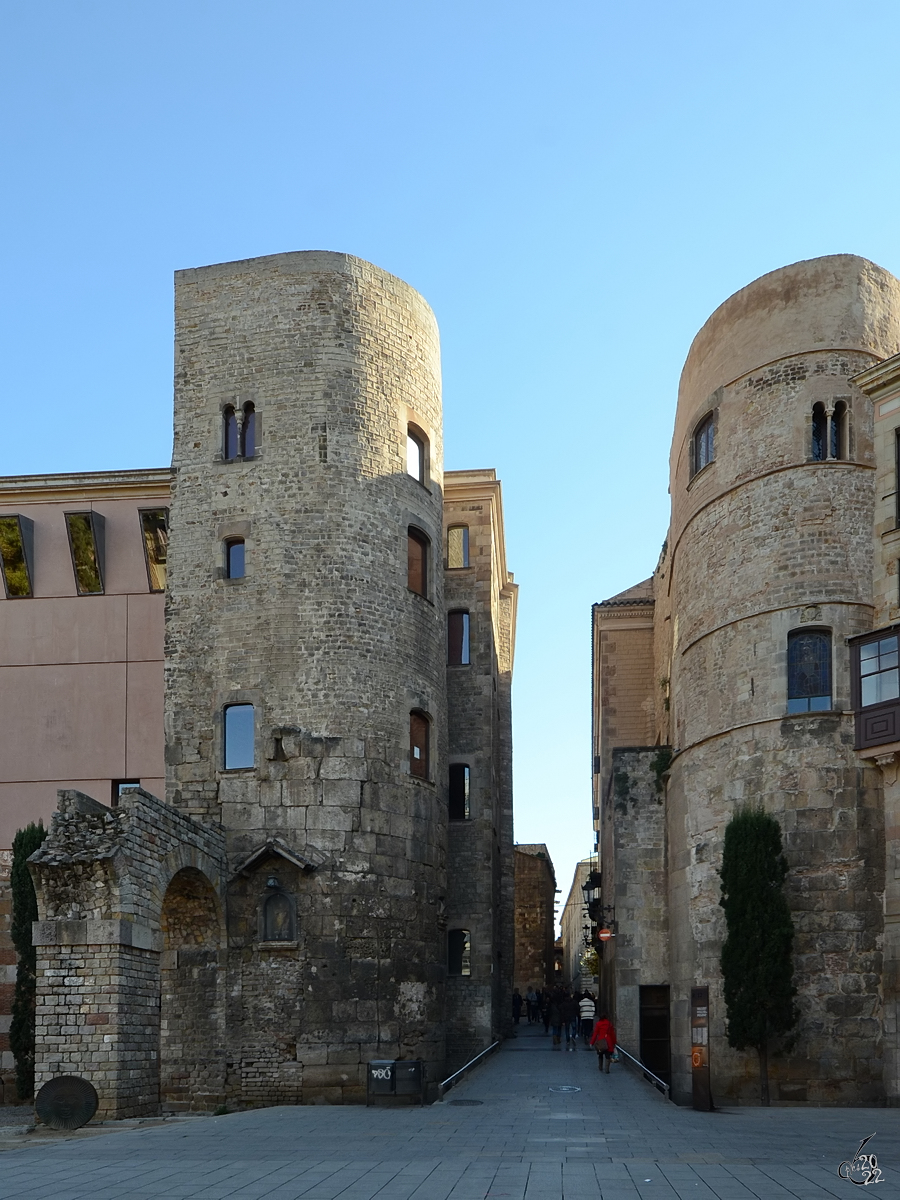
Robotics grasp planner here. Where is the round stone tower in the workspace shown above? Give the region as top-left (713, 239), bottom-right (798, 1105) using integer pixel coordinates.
top-left (656, 255), bottom-right (900, 1104)
top-left (166, 251), bottom-right (448, 1103)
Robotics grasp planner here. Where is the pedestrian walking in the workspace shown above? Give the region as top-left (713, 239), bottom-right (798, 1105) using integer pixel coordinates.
top-left (526, 985), bottom-right (539, 1024)
top-left (561, 992), bottom-right (579, 1051)
top-left (512, 990), bottom-right (523, 1025)
top-left (590, 1012), bottom-right (617, 1073)
top-left (548, 993), bottom-right (563, 1049)
top-left (578, 991), bottom-right (596, 1045)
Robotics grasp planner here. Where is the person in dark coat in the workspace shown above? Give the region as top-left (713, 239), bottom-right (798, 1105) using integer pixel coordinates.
top-left (561, 992), bottom-right (580, 1051)
top-left (590, 1013), bottom-right (617, 1073)
top-left (512, 990), bottom-right (523, 1025)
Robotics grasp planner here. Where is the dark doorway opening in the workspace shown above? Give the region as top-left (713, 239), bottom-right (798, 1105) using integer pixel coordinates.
top-left (639, 984), bottom-right (671, 1086)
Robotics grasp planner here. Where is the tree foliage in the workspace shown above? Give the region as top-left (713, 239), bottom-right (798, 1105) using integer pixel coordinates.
top-left (719, 805), bottom-right (797, 1104)
top-left (9, 822), bottom-right (46, 1100)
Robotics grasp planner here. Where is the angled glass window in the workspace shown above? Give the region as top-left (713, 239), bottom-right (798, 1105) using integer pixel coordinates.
top-left (449, 764), bottom-right (470, 820)
top-left (223, 406), bottom-right (238, 460)
top-left (448, 525), bottom-right (469, 569)
top-left (448, 929), bottom-right (471, 976)
top-left (241, 403), bottom-right (256, 458)
top-left (860, 635), bottom-right (900, 708)
top-left (787, 629), bottom-right (832, 713)
top-left (410, 710), bottom-right (430, 779)
top-left (812, 403), bottom-right (827, 461)
top-left (139, 509), bottom-right (168, 592)
top-left (0, 515), bottom-right (33, 598)
top-left (225, 538), bottom-right (245, 579)
top-left (65, 512), bottom-right (104, 595)
top-left (224, 703), bottom-right (255, 769)
top-left (407, 428), bottom-right (425, 483)
top-left (408, 527), bottom-right (429, 597)
top-left (448, 611), bottom-right (471, 665)
top-left (263, 891), bottom-right (294, 941)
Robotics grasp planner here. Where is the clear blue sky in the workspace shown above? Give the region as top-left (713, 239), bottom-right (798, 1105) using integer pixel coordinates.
top-left (4, 1), bottom-right (900, 914)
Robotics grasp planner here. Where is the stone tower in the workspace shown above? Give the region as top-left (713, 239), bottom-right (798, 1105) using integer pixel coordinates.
top-left (167, 251), bottom-right (449, 1102)
top-left (595, 255), bottom-right (900, 1105)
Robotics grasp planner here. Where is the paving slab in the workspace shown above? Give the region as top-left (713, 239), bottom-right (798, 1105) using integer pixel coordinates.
top-left (0, 1024), bottom-right (898, 1198)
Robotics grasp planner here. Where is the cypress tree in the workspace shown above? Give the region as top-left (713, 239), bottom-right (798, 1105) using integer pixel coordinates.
top-left (9, 822), bottom-right (46, 1101)
top-left (719, 805), bottom-right (797, 1106)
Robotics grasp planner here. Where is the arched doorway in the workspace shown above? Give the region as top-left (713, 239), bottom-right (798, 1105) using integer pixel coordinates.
top-left (159, 867), bottom-right (225, 1110)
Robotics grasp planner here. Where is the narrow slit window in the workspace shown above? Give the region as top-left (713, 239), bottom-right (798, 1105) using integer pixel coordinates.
top-left (831, 400), bottom-right (847, 460)
top-left (448, 525), bottom-right (469, 568)
top-left (223, 406), bottom-right (238, 460)
top-left (65, 512), bottom-right (104, 595)
top-left (224, 703), bottom-right (255, 769)
top-left (448, 929), bottom-right (471, 976)
top-left (787, 629), bottom-right (832, 713)
top-left (139, 509), bottom-right (168, 592)
top-left (241, 403), bottom-right (256, 458)
top-left (448, 611), bottom-right (471, 665)
top-left (449, 764), bottom-right (470, 820)
top-left (410, 710), bottom-right (430, 779)
top-left (692, 414), bottom-right (715, 476)
top-left (408, 527), bottom-right (428, 597)
top-left (225, 538), bottom-right (246, 579)
top-left (407, 428), bottom-right (426, 483)
top-left (812, 403), bottom-right (827, 461)
top-left (0, 515), bottom-right (33, 598)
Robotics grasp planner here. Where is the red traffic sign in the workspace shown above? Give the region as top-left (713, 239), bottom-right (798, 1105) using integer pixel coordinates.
top-left (597, 928), bottom-right (614, 941)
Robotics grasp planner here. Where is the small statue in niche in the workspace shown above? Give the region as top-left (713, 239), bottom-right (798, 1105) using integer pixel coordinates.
top-left (262, 879), bottom-right (295, 941)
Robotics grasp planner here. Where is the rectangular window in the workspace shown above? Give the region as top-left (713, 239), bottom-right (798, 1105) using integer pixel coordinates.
top-left (139, 509), bottom-right (168, 592)
top-left (449, 764), bottom-right (470, 820)
top-left (0, 515), bottom-right (34, 598)
top-left (112, 779), bottom-right (140, 806)
top-left (860, 635), bottom-right (900, 707)
top-left (787, 629), bottom-right (831, 713)
top-left (224, 704), bottom-right (255, 769)
top-left (65, 512), bottom-right (104, 595)
top-left (692, 414), bottom-right (715, 476)
top-left (447, 525), bottom-right (469, 568)
top-left (410, 711), bottom-right (429, 779)
top-left (226, 539), bottom-right (245, 579)
top-left (448, 929), bottom-right (471, 976)
top-left (407, 432), bottom-right (424, 482)
top-left (408, 528), bottom-right (428, 597)
top-left (448, 611), bottom-right (470, 665)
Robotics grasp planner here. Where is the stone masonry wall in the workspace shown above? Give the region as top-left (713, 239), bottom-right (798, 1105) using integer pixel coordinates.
top-left (169, 253), bottom-right (449, 1099)
top-left (513, 846), bottom-right (555, 994)
top-left (660, 257), bottom-right (900, 1105)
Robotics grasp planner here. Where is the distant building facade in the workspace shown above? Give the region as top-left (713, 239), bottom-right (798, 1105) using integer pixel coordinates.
top-left (0, 252), bottom-right (518, 1111)
top-left (513, 844), bottom-right (556, 994)
top-left (594, 255), bottom-right (900, 1106)
top-left (559, 858), bottom-right (593, 990)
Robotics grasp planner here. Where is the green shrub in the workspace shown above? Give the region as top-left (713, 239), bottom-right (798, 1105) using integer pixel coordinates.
top-left (9, 822), bottom-right (46, 1100)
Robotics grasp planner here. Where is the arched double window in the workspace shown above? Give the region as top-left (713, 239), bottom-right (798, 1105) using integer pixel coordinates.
top-left (241, 403), bottom-right (256, 458)
top-left (787, 629), bottom-right (832, 713)
top-left (448, 929), bottom-right (471, 976)
top-left (811, 401), bottom-right (848, 461)
top-left (410, 709), bottom-right (430, 779)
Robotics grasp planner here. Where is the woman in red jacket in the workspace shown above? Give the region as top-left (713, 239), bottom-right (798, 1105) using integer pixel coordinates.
top-left (589, 1013), bottom-right (617, 1073)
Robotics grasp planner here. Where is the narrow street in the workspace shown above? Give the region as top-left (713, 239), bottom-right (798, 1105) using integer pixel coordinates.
top-left (1, 1023), bottom-right (895, 1199)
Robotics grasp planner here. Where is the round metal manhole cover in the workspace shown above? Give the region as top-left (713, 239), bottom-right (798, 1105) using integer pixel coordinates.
top-left (448, 1099), bottom-right (484, 1106)
top-left (35, 1075), bottom-right (99, 1130)
top-left (548, 1085), bottom-right (581, 1093)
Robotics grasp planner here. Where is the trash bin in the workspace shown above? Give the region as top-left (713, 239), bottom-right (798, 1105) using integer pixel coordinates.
top-left (366, 1059), bottom-right (425, 1106)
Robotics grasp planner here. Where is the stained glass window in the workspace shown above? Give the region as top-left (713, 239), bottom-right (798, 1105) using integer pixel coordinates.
top-left (812, 403), bottom-right (827, 461)
top-left (787, 630), bottom-right (832, 713)
top-left (693, 414), bottom-right (715, 475)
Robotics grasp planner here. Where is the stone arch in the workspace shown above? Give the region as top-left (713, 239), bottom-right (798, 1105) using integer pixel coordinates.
top-left (159, 866), bottom-right (226, 1111)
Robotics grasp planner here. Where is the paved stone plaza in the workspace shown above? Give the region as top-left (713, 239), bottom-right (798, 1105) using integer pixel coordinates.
top-left (1, 1025), bottom-right (898, 1199)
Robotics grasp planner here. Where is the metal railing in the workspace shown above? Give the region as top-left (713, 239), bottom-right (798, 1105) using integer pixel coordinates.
top-left (438, 1040), bottom-right (502, 1098)
top-left (615, 1045), bottom-right (671, 1101)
